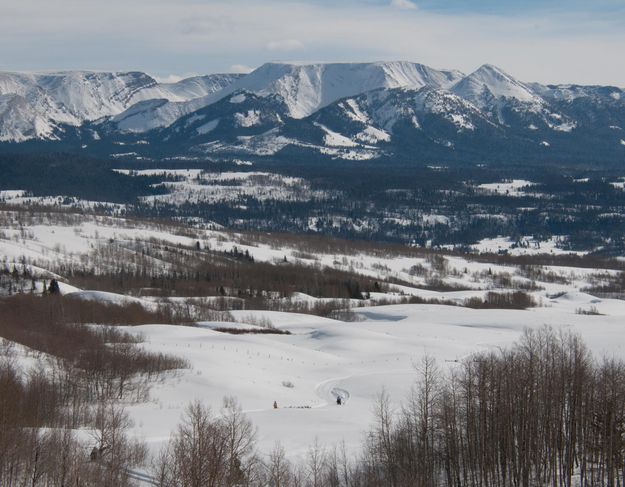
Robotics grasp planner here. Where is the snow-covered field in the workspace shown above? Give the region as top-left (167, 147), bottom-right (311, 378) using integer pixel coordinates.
top-left (477, 179), bottom-right (536, 196)
top-left (122, 295), bottom-right (625, 462)
top-left (471, 235), bottom-right (585, 256)
top-left (2, 210), bottom-right (625, 473)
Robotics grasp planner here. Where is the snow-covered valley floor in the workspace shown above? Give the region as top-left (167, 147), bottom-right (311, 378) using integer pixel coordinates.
top-left (2, 209), bottom-right (625, 474)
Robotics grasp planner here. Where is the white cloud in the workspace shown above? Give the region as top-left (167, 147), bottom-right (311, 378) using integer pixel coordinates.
top-left (390, 0), bottom-right (417, 10)
top-left (266, 39), bottom-right (305, 51)
top-left (151, 74), bottom-right (186, 83)
top-left (230, 64), bottom-right (254, 74)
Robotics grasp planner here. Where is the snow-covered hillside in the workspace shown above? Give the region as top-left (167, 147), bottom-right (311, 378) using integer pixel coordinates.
top-left (0, 62), bottom-right (622, 166)
top-left (104, 61), bottom-right (464, 133)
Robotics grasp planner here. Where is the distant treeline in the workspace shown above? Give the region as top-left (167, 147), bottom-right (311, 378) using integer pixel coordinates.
top-left (3, 152), bottom-right (625, 251)
top-left (0, 152), bottom-right (164, 203)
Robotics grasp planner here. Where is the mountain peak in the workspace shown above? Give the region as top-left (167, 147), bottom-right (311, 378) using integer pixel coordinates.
top-left (475, 63), bottom-right (506, 74)
top-left (452, 63), bottom-right (540, 107)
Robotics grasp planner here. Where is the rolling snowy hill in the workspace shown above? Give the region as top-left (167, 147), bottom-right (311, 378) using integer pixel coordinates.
top-left (3, 209), bottom-right (625, 465)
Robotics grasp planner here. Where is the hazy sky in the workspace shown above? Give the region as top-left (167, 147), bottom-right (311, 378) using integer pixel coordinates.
top-left (1, 0), bottom-right (624, 86)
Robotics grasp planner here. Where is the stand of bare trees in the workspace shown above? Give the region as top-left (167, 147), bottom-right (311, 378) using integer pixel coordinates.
top-left (155, 398), bottom-right (259, 487)
top-left (0, 353), bottom-right (146, 486)
top-left (359, 328), bottom-right (625, 487)
top-left (0, 292), bottom-right (189, 486)
top-left (153, 399), bottom-right (356, 487)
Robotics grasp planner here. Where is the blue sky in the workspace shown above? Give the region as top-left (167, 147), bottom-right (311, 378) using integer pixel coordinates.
top-left (395, 0), bottom-right (625, 14)
top-left (300, 0), bottom-right (625, 17)
top-left (1, 0), bottom-right (624, 85)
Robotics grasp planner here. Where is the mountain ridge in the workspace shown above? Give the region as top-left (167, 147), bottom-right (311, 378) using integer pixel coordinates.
top-left (1, 61), bottom-right (624, 166)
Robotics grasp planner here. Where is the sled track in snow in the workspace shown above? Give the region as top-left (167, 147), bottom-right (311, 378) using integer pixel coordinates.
top-left (126, 468), bottom-right (158, 486)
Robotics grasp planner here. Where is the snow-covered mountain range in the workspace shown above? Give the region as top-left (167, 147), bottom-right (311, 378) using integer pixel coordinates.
top-left (0, 71), bottom-right (241, 142)
top-left (1, 61), bottom-right (624, 165)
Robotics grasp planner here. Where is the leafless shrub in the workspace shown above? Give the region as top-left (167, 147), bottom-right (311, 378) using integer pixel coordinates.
top-left (426, 254), bottom-right (449, 275)
top-left (464, 291), bottom-right (537, 309)
top-left (0, 359), bottom-right (148, 486)
top-left (422, 277), bottom-right (469, 292)
top-left (516, 265), bottom-right (571, 284)
top-left (234, 314), bottom-right (275, 329)
top-left (291, 250), bottom-right (317, 261)
top-left (408, 263), bottom-right (429, 277)
top-left (575, 305), bottom-right (603, 315)
top-left (213, 327), bottom-right (291, 335)
top-left (328, 307), bottom-right (358, 322)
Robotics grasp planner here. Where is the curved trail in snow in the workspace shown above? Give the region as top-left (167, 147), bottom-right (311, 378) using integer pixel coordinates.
top-left (314, 376), bottom-right (352, 407)
top-left (313, 368), bottom-right (417, 409)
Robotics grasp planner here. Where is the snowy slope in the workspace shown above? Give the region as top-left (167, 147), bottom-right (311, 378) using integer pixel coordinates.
top-left (107, 62), bottom-right (625, 162)
top-left (0, 93), bottom-right (58, 141)
top-left (0, 71), bottom-right (156, 140)
top-left (4, 210), bottom-right (625, 461)
top-left (205, 86), bottom-right (497, 161)
top-left (0, 71), bottom-right (155, 121)
top-left (326, 87), bottom-right (493, 135)
top-left (109, 98), bottom-right (211, 133)
top-left (228, 61), bottom-right (465, 118)
top-left (122, 300), bottom-right (625, 461)
top-left (128, 74), bottom-right (243, 105)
